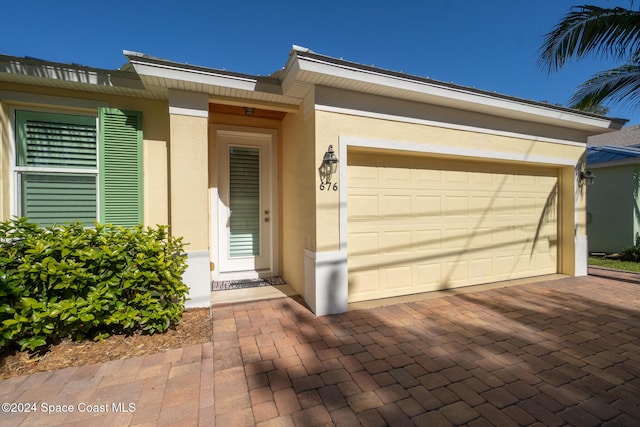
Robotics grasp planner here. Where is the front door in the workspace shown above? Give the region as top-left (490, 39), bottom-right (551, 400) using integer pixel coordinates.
top-left (217, 130), bottom-right (273, 277)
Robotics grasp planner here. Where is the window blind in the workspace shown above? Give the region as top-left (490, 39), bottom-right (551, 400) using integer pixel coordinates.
top-left (229, 146), bottom-right (260, 257)
top-left (16, 111), bottom-right (96, 168)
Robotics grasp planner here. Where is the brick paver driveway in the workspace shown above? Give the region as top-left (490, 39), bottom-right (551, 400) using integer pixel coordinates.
top-left (1, 269), bottom-right (638, 426)
top-left (213, 271), bottom-right (639, 426)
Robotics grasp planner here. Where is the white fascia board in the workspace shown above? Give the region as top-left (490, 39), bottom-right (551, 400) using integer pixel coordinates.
top-left (128, 58), bottom-right (258, 92)
top-left (293, 55), bottom-right (621, 132)
top-left (281, 55), bottom-right (302, 95)
top-left (1, 56), bottom-right (110, 86)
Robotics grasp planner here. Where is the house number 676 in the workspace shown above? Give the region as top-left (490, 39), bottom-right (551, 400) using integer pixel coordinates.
top-left (319, 182), bottom-right (339, 191)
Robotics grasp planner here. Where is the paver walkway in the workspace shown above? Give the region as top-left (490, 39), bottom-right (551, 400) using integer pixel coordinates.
top-left (1, 269), bottom-right (639, 426)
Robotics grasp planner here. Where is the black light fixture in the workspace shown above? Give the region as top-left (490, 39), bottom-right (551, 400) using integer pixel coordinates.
top-left (318, 145), bottom-right (339, 184)
top-left (580, 169), bottom-right (596, 186)
top-left (243, 107), bottom-right (255, 116)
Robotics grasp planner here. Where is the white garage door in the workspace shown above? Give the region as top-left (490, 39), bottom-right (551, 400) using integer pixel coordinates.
top-left (347, 151), bottom-right (558, 303)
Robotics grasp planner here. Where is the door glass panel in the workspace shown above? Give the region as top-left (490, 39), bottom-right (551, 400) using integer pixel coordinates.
top-left (229, 146), bottom-right (260, 257)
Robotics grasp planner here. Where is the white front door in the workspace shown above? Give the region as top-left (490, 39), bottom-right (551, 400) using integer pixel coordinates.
top-left (216, 130), bottom-right (273, 277)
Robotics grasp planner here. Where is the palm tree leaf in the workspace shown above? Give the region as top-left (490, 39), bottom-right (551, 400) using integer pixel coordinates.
top-left (539, 5), bottom-right (640, 72)
top-left (569, 60), bottom-right (640, 110)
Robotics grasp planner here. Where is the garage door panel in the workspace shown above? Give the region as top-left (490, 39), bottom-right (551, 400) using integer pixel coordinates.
top-left (470, 258), bottom-right (494, 281)
top-left (471, 196), bottom-right (493, 214)
top-left (495, 255), bottom-right (517, 276)
top-left (348, 152), bottom-right (559, 303)
top-left (443, 228), bottom-right (468, 250)
top-left (515, 255), bottom-right (535, 273)
top-left (415, 229), bottom-right (442, 252)
top-left (349, 231), bottom-right (379, 260)
top-left (471, 172), bottom-right (493, 185)
top-left (383, 266), bottom-right (412, 291)
top-left (443, 261), bottom-right (469, 284)
top-left (444, 196), bottom-right (468, 217)
top-left (535, 253), bottom-right (556, 270)
top-left (381, 194), bottom-right (412, 217)
top-left (517, 196), bottom-right (537, 215)
top-left (349, 270), bottom-right (380, 299)
top-left (416, 263), bottom-right (442, 287)
top-left (445, 170), bottom-right (468, 184)
top-left (382, 231), bottom-right (413, 254)
top-left (516, 174), bottom-right (537, 186)
top-left (413, 195), bottom-right (442, 217)
top-left (382, 164), bottom-right (411, 183)
top-left (413, 168), bottom-right (442, 184)
top-left (496, 197), bottom-right (516, 216)
top-left (470, 227), bottom-right (493, 247)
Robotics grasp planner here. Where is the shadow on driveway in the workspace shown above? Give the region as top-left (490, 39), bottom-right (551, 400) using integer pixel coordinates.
top-left (211, 273), bottom-right (640, 426)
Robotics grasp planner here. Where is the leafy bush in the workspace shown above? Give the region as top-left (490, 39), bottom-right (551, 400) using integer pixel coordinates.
top-left (620, 234), bottom-right (640, 262)
top-left (0, 217), bottom-right (188, 351)
top-left (620, 245), bottom-right (640, 262)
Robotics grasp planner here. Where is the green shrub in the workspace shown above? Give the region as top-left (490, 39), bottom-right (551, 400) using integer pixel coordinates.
top-left (0, 217), bottom-right (188, 351)
top-left (620, 245), bottom-right (640, 262)
top-left (620, 235), bottom-right (640, 262)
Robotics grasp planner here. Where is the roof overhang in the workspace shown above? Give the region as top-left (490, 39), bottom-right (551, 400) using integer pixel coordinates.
top-left (0, 48), bottom-right (629, 134)
top-left (0, 54), bottom-right (150, 97)
top-left (589, 157), bottom-right (640, 168)
top-left (283, 46), bottom-right (626, 134)
top-left (587, 145), bottom-right (640, 168)
top-left (123, 51), bottom-right (301, 109)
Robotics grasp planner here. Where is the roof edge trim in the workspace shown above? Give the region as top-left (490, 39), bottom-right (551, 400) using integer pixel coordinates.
top-left (291, 50), bottom-right (626, 132)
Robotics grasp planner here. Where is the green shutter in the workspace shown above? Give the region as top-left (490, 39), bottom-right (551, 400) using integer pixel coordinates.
top-left (21, 173), bottom-right (97, 227)
top-left (99, 108), bottom-right (143, 227)
top-left (16, 111), bottom-right (97, 168)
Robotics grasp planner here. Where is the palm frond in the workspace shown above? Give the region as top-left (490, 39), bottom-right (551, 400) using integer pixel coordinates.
top-left (539, 5), bottom-right (640, 73)
top-left (569, 60), bottom-right (640, 110)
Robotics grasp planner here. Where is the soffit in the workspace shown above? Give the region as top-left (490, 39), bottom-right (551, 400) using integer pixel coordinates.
top-left (2, 49), bottom-right (627, 135)
top-left (287, 50), bottom-right (626, 133)
top-left (125, 52), bottom-right (304, 106)
top-left (0, 55), bottom-right (163, 100)
top-left (209, 103), bottom-right (287, 120)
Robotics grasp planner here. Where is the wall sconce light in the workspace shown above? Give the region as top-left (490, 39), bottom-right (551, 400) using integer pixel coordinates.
top-left (318, 145), bottom-right (339, 184)
top-left (580, 169), bottom-right (595, 186)
top-left (243, 107), bottom-right (255, 116)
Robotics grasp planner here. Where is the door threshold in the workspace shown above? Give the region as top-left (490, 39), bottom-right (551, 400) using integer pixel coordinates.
top-left (212, 276), bottom-right (286, 291)
top-left (211, 283), bottom-right (298, 305)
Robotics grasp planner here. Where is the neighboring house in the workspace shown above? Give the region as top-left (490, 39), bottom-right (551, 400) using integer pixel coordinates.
top-left (0, 47), bottom-right (625, 315)
top-left (586, 145), bottom-right (640, 253)
top-left (588, 124), bottom-right (640, 147)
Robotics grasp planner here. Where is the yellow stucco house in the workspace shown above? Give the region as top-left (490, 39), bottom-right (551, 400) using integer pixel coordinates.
top-left (0, 47), bottom-right (625, 315)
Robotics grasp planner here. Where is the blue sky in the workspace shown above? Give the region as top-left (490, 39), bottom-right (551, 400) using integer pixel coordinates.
top-left (3, 0), bottom-right (638, 125)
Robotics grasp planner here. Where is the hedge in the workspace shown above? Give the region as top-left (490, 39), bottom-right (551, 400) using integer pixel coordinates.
top-left (0, 217), bottom-right (188, 351)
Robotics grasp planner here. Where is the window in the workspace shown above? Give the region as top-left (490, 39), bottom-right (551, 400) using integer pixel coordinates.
top-left (15, 108), bottom-right (143, 227)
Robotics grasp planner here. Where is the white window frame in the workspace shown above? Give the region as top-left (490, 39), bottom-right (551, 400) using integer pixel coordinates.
top-left (10, 105), bottom-right (101, 223)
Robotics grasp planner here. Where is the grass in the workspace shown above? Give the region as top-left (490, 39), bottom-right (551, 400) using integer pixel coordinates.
top-left (589, 257), bottom-right (640, 273)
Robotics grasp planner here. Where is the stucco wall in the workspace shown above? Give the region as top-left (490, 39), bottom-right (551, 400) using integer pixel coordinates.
top-left (314, 108), bottom-right (587, 275)
top-left (587, 165), bottom-right (635, 253)
top-left (280, 108), bottom-right (316, 295)
top-left (0, 82), bottom-right (169, 227)
top-left (169, 113), bottom-right (209, 251)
